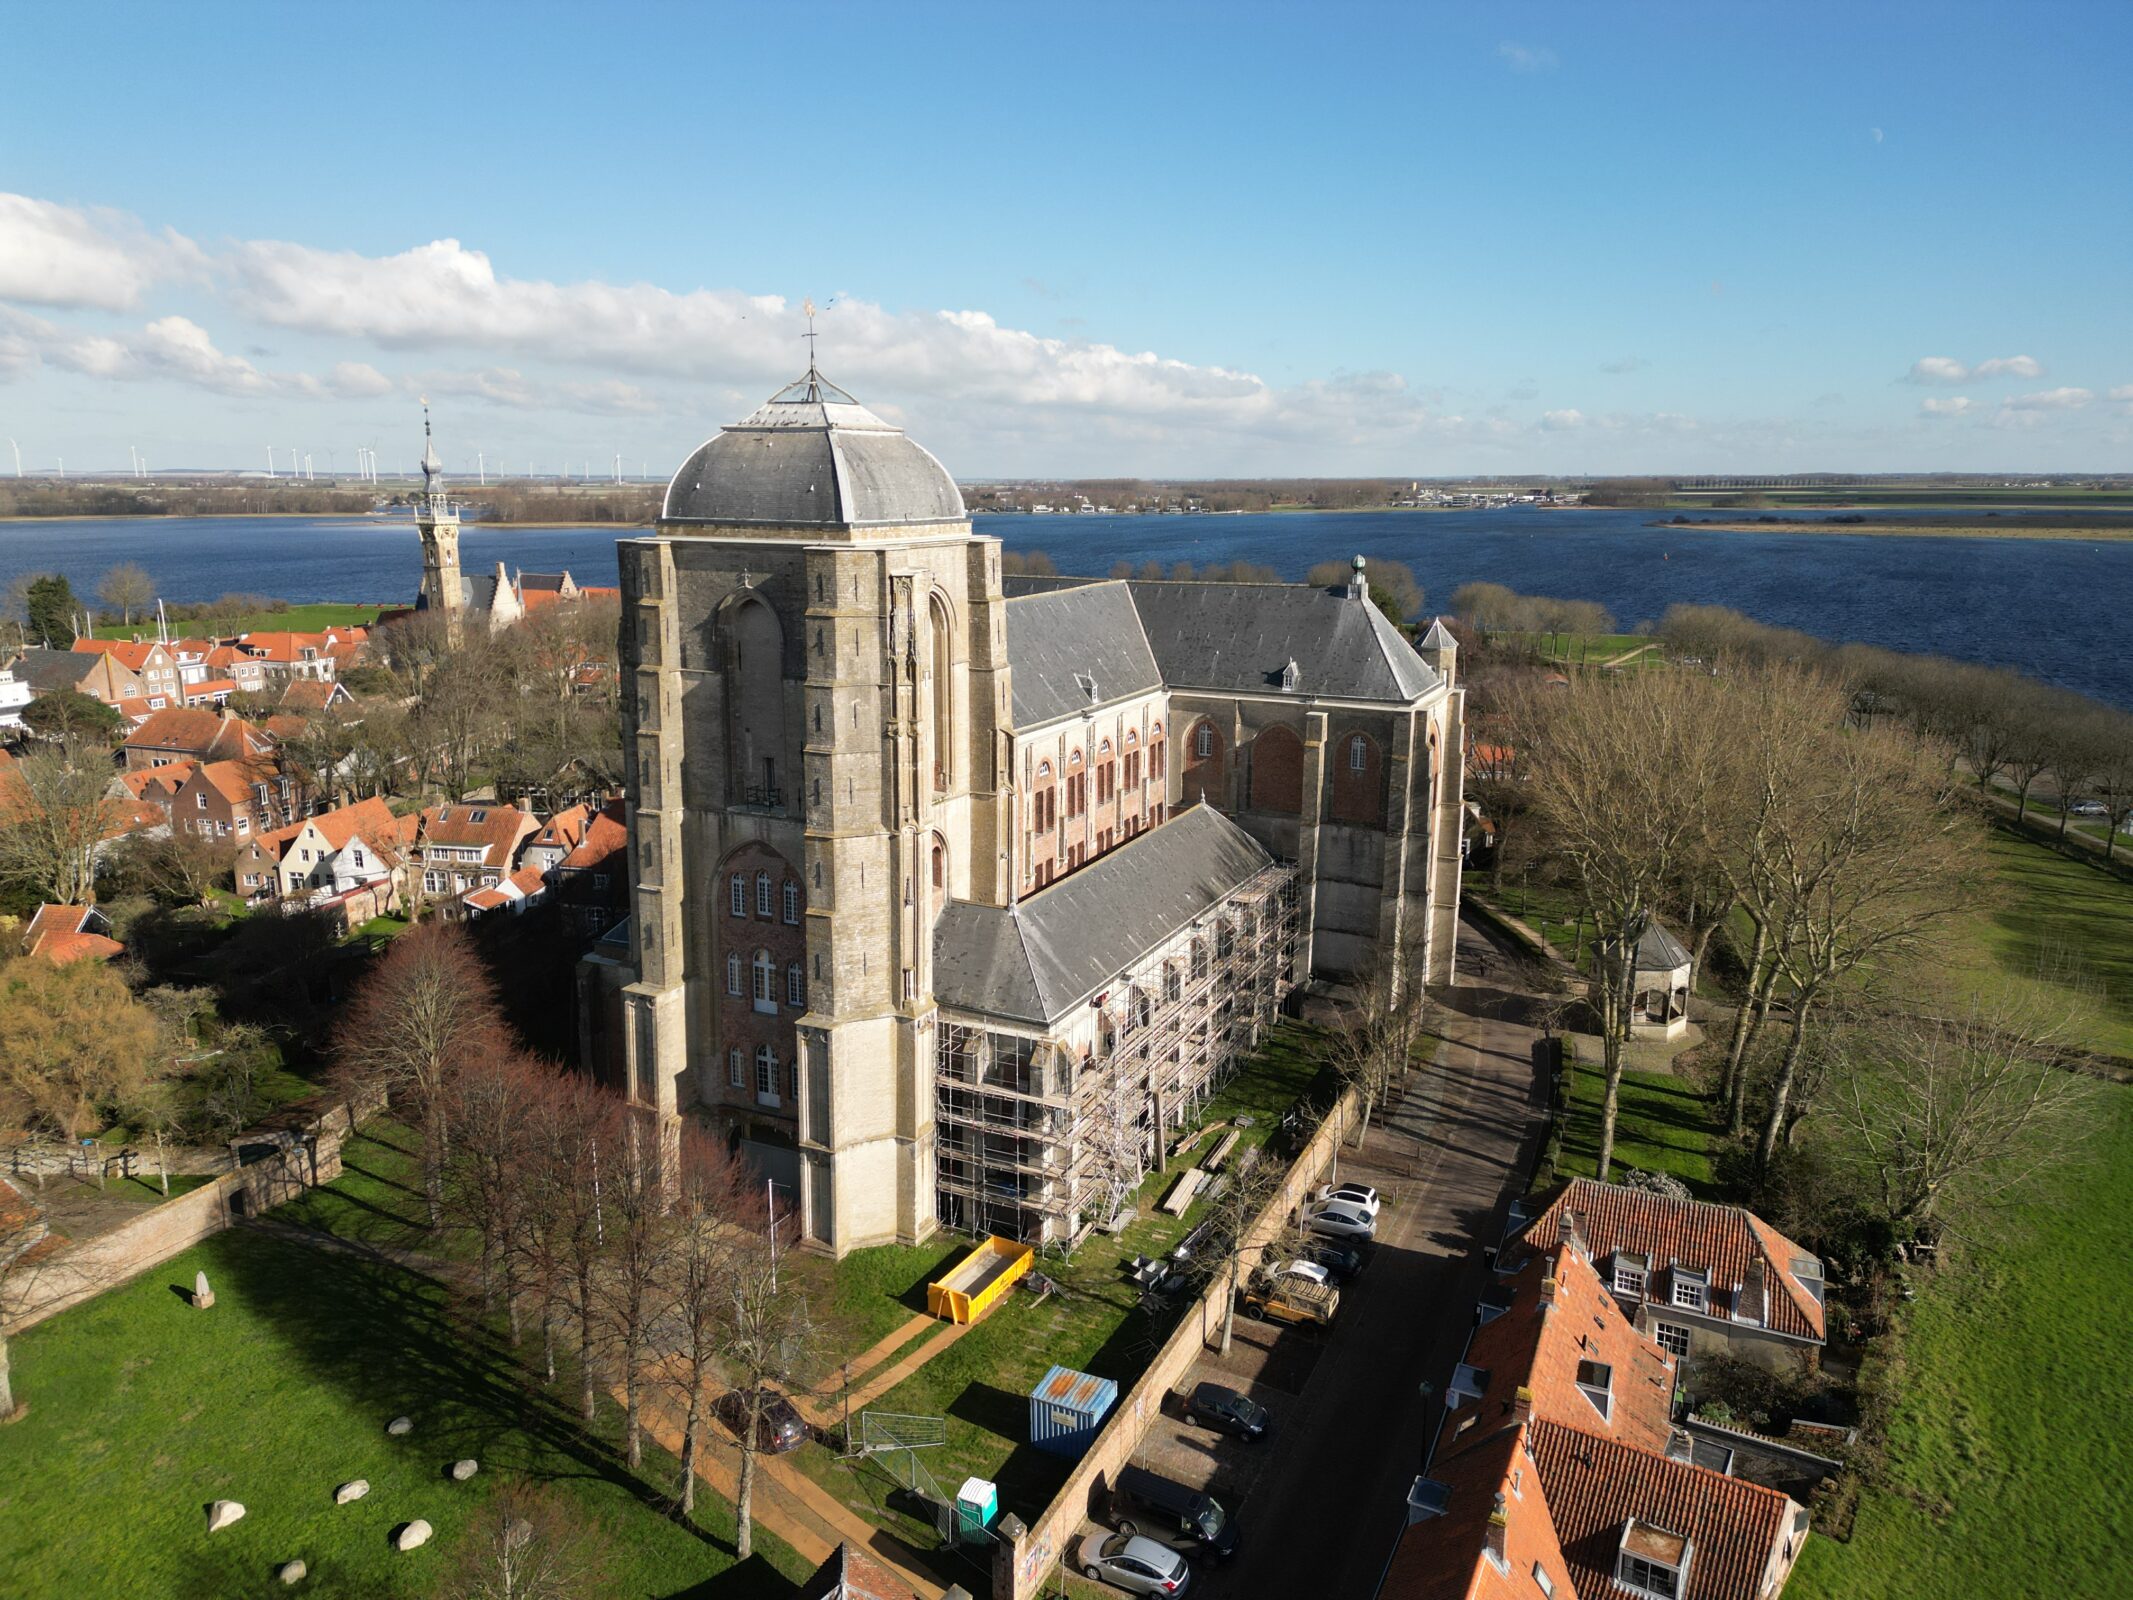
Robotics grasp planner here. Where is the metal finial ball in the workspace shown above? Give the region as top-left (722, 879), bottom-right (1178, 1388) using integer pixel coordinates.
top-left (1352, 554), bottom-right (1367, 571)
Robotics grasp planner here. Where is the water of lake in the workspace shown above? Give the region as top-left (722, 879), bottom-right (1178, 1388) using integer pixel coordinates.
top-left (4, 507), bottom-right (2130, 708)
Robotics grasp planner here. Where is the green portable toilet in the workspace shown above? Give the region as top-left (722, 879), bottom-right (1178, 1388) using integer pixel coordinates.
top-left (954, 1476), bottom-right (998, 1543)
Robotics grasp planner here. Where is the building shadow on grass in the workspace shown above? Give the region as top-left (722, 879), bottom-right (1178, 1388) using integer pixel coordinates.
top-left (204, 1228), bottom-right (742, 1563)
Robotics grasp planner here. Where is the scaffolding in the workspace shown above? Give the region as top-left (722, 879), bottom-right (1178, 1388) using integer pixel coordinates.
top-left (933, 861), bottom-right (1300, 1247)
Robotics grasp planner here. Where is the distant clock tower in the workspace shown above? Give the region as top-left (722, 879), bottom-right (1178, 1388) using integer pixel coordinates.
top-left (415, 401), bottom-right (464, 646)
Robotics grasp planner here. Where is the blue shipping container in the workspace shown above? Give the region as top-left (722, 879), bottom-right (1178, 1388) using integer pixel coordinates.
top-left (1028, 1364), bottom-right (1119, 1458)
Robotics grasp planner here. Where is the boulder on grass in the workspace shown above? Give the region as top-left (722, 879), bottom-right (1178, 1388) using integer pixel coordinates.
top-left (449, 1458), bottom-right (479, 1482)
top-left (333, 1479), bottom-right (369, 1505)
top-left (386, 1416), bottom-right (413, 1436)
top-left (206, 1499), bottom-right (246, 1533)
top-left (395, 1520), bottom-right (433, 1552)
top-left (276, 1559), bottom-right (307, 1585)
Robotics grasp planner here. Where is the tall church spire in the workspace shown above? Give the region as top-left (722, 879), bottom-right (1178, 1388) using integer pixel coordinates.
top-left (415, 398), bottom-right (464, 644)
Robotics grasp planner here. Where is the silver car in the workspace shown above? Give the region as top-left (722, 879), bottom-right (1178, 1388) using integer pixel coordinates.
top-left (1077, 1530), bottom-right (1193, 1595)
top-left (1305, 1198), bottom-right (1376, 1241)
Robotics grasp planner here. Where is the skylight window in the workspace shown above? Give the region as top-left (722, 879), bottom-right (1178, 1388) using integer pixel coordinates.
top-left (1575, 1358), bottom-right (1613, 1421)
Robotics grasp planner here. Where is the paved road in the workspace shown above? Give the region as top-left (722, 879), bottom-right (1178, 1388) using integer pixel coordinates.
top-left (1206, 912), bottom-right (1551, 1599)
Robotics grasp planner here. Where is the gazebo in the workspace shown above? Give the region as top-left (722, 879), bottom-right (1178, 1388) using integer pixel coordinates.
top-left (1627, 919), bottom-right (1693, 1039)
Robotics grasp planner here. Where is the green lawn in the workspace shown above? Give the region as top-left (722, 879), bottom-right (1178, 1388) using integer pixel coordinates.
top-left (1955, 826), bottom-right (2133, 1062)
top-left (1551, 1056), bottom-right (1721, 1199)
top-left (0, 1225), bottom-right (808, 1600)
top-left (91, 601), bottom-right (381, 639)
top-left (1788, 1082), bottom-right (2133, 1599)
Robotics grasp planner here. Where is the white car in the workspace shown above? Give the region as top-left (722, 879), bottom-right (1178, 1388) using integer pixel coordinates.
top-left (1274, 1259), bottom-right (1332, 1286)
top-left (2070, 800), bottom-right (2109, 818)
top-left (1077, 1531), bottom-right (1193, 1595)
top-left (1314, 1182), bottom-right (1382, 1219)
top-left (1304, 1199), bottom-right (1376, 1241)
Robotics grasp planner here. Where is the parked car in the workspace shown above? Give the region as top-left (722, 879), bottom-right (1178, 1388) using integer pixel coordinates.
top-left (1305, 1238), bottom-right (1366, 1281)
top-left (1314, 1182), bottom-right (1382, 1219)
top-left (1076, 1531), bottom-right (1193, 1595)
top-left (1183, 1381), bottom-right (1271, 1440)
top-left (1272, 1258), bottom-right (1332, 1286)
top-left (1110, 1464), bottom-right (1240, 1559)
top-left (1240, 1271), bottom-right (1339, 1328)
top-left (712, 1386), bottom-right (808, 1454)
top-left (2070, 800), bottom-right (2110, 817)
top-left (1304, 1198), bottom-right (1377, 1242)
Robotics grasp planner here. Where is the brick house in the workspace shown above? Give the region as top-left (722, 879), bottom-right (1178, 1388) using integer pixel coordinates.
top-left (1384, 1238), bottom-right (1810, 1600)
top-left (415, 802), bottom-right (539, 916)
top-left (122, 704), bottom-right (274, 773)
top-left (11, 646), bottom-right (148, 707)
top-left (1504, 1180), bottom-right (1828, 1376)
top-left (548, 802), bottom-right (628, 936)
top-left (171, 757), bottom-right (301, 844)
top-left (234, 628), bottom-right (363, 684)
top-left (72, 638), bottom-right (182, 705)
top-left (235, 795), bottom-right (408, 903)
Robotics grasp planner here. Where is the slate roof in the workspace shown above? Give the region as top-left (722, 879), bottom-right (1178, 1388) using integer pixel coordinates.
top-left (1125, 580), bottom-right (1439, 703)
top-left (1003, 581), bottom-right (1163, 726)
top-left (663, 370), bottom-right (965, 529)
top-left (11, 647), bottom-right (102, 692)
top-left (1526, 1421), bottom-right (1797, 1600)
top-left (932, 805), bottom-right (1274, 1025)
top-left (1636, 920), bottom-right (1693, 972)
top-left (1509, 1180), bottom-right (1827, 1344)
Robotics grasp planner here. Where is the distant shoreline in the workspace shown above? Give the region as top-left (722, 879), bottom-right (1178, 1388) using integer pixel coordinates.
top-left (0, 514), bottom-right (647, 530)
top-left (1671, 518), bottom-right (2133, 542)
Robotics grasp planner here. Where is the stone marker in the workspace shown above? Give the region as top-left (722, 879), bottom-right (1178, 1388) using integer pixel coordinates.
top-left (395, 1520), bottom-right (433, 1552)
top-left (334, 1479), bottom-right (369, 1505)
top-left (276, 1559), bottom-right (307, 1585)
top-left (193, 1271), bottom-right (215, 1310)
top-left (387, 1416), bottom-right (413, 1436)
top-left (206, 1499), bottom-right (246, 1533)
top-left (449, 1458), bottom-right (479, 1482)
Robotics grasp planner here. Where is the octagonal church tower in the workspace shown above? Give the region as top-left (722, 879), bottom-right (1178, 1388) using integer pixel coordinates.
top-left (615, 367), bottom-right (1013, 1252)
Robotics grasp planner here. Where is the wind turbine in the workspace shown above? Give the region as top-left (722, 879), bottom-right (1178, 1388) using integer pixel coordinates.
top-left (266, 445), bottom-right (276, 478)
top-left (5, 438), bottom-right (19, 476)
top-left (477, 451), bottom-right (485, 486)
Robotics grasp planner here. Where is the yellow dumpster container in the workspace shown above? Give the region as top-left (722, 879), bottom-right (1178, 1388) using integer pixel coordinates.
top-left (926, 1235), bottom-right (1034, 1324)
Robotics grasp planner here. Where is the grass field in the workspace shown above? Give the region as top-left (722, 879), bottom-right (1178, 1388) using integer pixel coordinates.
top-left (90, 601), bottom-right (380, 639)
top-left (0, 1185), bottom-right (808, 1599)
top-left (1953, 826), bottom-right (2133, 1061)
top-left (1551, 1056), bottom-right (1721, 1199)
top-left (1788, 1082), bottom-right (2133, 1599)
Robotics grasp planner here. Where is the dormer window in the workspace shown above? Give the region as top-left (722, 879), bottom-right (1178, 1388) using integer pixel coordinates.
top-left (1613, 1252), bottom-right (1649, 1299)
top-left (1575, 1358), bottom-right (1613, 1421)
top-left (1616, 1521), bottom-right (1691, 1600)
top-left (1279, 658), bottom-right (1300, 692)
top-left (1671, 1268), bottom-right (1709, 1313)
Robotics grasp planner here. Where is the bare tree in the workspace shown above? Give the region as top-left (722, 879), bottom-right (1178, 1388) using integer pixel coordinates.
top-left (521, 1068), bottom-right (610, 1416)
top-left (1827, 998), bottom-right (2099, 1233)
top-left (658, 1125), bottom-right (760, 1515)
top-left (1325, 952), bottom-right (1428, 1147)
top-left (595, 1105), bottom-right (671, 1471)
top-left (96, 562), bottom-right (155, 627)
top-left (447, 1053), bottom-right (537, 1342)
top-left (334, 922), bottom-right (507, 1226)
top-left (717, 1225), bottom-right (823, 1559)
top-left (1520, 668), bottom-right (1725, 1177)
top-left (0, 736), bottom-right (134, 904)
top-left (447, 1477), bottom-right (610, 1600)
top-left (1, 1174), bottom-right (54, 1418)
top-left (1190, 1147), bottom-right (1285, 1356)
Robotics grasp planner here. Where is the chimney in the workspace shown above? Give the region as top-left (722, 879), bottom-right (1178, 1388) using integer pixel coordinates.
top-left (1485, 1492), bottom-right (1510, 1565)
top-left (1666, 1427), bottom-right (1696, 1464)
top-left (1538, 1275), bottom-right (1559, 1313)
top-left (1558, 1206), bottom-right (1584, 1252)
top-left (1511, 1384), bottom-right (1534, 1425)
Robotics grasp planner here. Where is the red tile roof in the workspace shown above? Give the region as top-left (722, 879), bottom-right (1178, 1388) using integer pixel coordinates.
top-left (1440, 1244), bottom-right (1677, 1466)
top-left (529, 803), bottom-right (590, 852)
top-left (118, 762), bottom-right (196, 802)
top-left (124, 705), bottom-right (271, 762)
top-left (1526, 1421), bottom-right (1799, 1600)
top-left (559, 806), bottom-right (627, 871)
top-left (1383, 1424), bottom-right (1577, 1600)
top-left (421, 802), bottom-right (536, 865)
top-left (72, 638), bottom-right (172, 672)
top-left (1512, 1180), bottom-right (1826, 1344)
top-left (22, 905), bottom-right (124, 965)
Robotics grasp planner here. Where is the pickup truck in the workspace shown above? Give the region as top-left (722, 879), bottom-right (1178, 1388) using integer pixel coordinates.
top-left (1239, 1272), bottom-right (1339, 1328)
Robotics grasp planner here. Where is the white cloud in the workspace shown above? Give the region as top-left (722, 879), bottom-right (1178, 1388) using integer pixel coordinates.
top-left (2002, 387), bottom-right (2092, 411)
top-left (328, 360), bottom-right (393, 398)
top-left (1540, 409), bottom-right (1585, 430)
top-left (1, 305), bottom-right (310, 396)
top-left (2106, 384), bottom-right (2133, 402)
top-left (0, 194), bottom-right (205, 311)
top-left (1920, 396), bottom-right (1976, 416)
top-left (1498, 41), bottom-right (1558, 72)
top-left (1907, 353), bottom-right (2044, 384)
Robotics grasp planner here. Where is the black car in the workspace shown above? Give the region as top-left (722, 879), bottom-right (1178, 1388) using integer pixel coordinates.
top-left (1305, 1238), bottom-right (1366, 1282)
top-left (1111, 1464), bottom-right (1241, 1559)
top-left (713, 1387), bottom-right (809, 1454)
top-left (1183, 1381), bottom-right (1270, 1440)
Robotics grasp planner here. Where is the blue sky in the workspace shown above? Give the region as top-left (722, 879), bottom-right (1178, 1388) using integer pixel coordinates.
top-left (2, 0), bottom-right (2128, 477)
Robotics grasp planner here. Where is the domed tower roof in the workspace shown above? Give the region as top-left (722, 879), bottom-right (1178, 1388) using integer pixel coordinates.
top-left (662, 368), bottom-right (966, 529)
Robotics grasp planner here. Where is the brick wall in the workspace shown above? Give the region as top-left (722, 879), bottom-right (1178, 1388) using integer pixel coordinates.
top-left (2, 1085), bottom-right (385, 1334)
top-left (992, 1084), bottom-right (1362, 1600)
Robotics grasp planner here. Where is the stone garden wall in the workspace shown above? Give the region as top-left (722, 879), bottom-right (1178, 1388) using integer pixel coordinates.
top-left (1, 1086), bottom-right (386, 1333)
top-left (990, 1085), bottom-right (1362, 1600)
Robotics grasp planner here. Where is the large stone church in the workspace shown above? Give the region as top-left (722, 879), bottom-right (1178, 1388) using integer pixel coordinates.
top-left (606, 367), bottom-right (1465, 1254)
